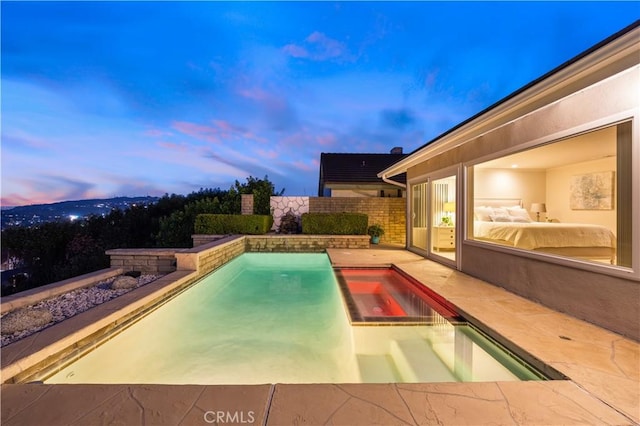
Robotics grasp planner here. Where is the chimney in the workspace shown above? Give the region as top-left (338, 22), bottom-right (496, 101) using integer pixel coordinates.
top-left (390, 147), bottom-right (403, 154)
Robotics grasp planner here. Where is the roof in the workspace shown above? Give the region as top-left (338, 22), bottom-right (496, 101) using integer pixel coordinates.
top-left (379, 19), bottom-right (640, 179)
top-left (318, 153), bottom-right (408, 195)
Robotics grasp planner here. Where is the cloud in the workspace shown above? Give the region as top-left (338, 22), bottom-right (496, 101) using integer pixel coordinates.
top-left (171, 119), bottom-right (266, 144)
top-left (172, 121), bottom-right (222, 143)
top-left (237, 87), bottom-right (299, 132)
top-left (380, 108), bottom-right (417, 130)
top-left (157, 141), bottom-right (189, 152)
top-left (144, 128), bottom-right (174, 138)
top-left (316, 133), bottom-right (337, 147)
top-left (282, 31), bottom-right (353, 62)
top-left (1, 175), bottom-right (100, 205)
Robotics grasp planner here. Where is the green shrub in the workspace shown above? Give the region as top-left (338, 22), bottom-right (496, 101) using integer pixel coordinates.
top-left (301, 213), bottom-right (368, 235)
top-left (195, 214), bottom-right (273, 235)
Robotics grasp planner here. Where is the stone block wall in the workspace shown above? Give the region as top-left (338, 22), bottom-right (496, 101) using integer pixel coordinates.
top-left (192, 234), bottom-right (232, 247)
top-left (176, 236), bottom-right (245, 276)
top-left (309, 197), bottom-right (406, 245)
top-left (245, 235), bottom-right (370, 252)
top-left (195, 238), bottom-right (245, 275)
top-left (105, 249), bottom-right (179, 273)
top-left (241, 194), bottom-right (254, 215)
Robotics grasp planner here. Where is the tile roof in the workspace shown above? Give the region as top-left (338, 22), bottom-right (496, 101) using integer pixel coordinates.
top-left (319, 153), bottom-right (408, 192)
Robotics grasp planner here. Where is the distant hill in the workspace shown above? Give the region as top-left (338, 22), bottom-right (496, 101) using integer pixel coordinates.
top-left (1, 196), bottom-right (159, 229)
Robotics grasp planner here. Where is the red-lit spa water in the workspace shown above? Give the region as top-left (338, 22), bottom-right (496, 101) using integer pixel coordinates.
top-left (334, 267), bottom-right (460, 323)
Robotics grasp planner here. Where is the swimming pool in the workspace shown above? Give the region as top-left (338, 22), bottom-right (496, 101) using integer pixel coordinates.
top-left (43, 253), bottom-right (545, 384)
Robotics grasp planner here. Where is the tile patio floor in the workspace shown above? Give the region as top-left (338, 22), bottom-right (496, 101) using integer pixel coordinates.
top-left (1, 247), bottom-right (638, 425)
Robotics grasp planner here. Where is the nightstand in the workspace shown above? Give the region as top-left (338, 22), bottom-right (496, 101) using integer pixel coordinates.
top-left (433, 226), bottom-right (455, 251)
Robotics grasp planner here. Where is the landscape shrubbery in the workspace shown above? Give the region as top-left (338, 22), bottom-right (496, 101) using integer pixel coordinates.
top-left (1, 176), bottom-right (283, 296)
top-left (301, 213), bottom-right (368, 235)
top-left (195, 214), bottom-right (273, 235)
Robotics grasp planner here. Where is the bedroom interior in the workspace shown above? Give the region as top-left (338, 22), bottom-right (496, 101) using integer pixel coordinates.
top-left (470, 122), bottom-right (631, 267)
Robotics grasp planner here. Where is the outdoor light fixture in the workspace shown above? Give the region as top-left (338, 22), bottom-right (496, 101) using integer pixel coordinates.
top-left (530, 203), bottom-right (547, 222)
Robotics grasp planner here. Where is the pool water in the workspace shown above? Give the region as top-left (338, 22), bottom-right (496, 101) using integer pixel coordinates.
top-left (44, 253), bottom-right (545, 384)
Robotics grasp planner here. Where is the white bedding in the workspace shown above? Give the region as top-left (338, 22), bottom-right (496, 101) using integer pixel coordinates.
top-left (474, 221), bottom-right (616, 250)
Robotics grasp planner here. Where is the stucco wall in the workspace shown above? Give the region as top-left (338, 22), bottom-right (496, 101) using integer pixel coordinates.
top-left (462, 245), bottom-right (640, 340)
top-left (405, 66), bottom-right (639, 340)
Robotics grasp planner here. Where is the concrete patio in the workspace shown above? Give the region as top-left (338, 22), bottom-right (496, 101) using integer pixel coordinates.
top-left (1, 247), bottom-right (638, 425)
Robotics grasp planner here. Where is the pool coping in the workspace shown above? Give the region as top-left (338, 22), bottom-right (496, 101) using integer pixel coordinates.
top-left (1, 247), bottom-right (639, 425)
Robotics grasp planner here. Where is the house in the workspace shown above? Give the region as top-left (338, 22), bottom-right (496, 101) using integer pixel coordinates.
top-left (318, 148), bottom-right (408, 197)
top-left (378, 21), bottom-right (640, 340)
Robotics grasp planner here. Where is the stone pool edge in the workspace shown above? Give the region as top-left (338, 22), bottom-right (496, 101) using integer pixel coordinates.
top-left (1, 244), bottom-right (638, 425)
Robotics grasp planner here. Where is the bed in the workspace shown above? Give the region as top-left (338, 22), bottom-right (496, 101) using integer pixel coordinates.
top-left (473, 199), bottom-right (616, 263)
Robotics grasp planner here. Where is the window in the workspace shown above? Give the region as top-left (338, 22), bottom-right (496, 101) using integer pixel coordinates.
top-left (469, 122), bottom-right (632, 268)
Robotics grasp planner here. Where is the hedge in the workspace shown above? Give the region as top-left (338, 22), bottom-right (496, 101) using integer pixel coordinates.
top-left (301, 213), bottom-right (368, 235)
top-left (195, 214), bottom-right (273, 235)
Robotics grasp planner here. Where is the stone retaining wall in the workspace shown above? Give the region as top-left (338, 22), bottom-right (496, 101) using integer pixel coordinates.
top-left (175, 236), bottom-right (245, 275)
top-left (0, 268), bottom-right (124, 316)
top-left (105, 249), bottom-right (179, 274)
top-left (192, 234), bottom-right (233, 248)
top-left (245, 235), bottom-right (370, 252)
top-left (193, 234), bottom-right (371, 252)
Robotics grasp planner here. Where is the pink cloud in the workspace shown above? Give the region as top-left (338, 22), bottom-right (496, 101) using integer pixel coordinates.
top-left (256, 148), bottom-right (278, 159)
top-left (157, 141), bottom-right (189, 152)
top-left (1, 182), bottom-right (102, 207)
top-left (172, 121), bottom-right (221, 143)
top-left (292, 160), bottom-right (316, 172)
top-left (238, 87), bottom-right (265, 101)
top-left (173, 119), bottom-right (267, 145)
top-left (282, 44), bottom-right (309, 58)
top-left (282, 31), bottom-right (352, 62)
top-left (316, 133), bottom-right (337, 146)
top-left (144, 128), bottom-right (174, 138)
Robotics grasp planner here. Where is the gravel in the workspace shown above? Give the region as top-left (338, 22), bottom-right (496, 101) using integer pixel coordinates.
top-left (1, 274), bottom-right (162, 347)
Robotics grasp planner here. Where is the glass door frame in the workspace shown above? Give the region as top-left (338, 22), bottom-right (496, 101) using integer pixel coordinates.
top-left (407, 164), bottom-right (462, 269)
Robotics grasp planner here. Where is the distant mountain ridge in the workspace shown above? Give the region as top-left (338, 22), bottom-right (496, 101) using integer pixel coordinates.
top-left (1, 196), bottom-right (159, 229)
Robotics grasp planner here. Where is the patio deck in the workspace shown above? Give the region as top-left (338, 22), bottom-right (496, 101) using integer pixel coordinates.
top-left (1, 248), bottom-right (638, 425)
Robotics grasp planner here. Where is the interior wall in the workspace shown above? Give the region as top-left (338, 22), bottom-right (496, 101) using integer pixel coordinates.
top-left (474, 169), bottom-right (547, 218)
top-left (546, 156), bottom-right (617, 233)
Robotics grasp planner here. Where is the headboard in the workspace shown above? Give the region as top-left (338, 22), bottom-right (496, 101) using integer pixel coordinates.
top-left (474, 198), bottom-right (522, 208)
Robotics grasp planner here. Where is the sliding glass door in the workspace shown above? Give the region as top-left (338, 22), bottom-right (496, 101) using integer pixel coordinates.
top-left (409, 167), bottom-right (459, 266)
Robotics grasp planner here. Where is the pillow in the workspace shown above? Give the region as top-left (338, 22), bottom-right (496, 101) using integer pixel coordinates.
top-left (507, 207), bottom-right (532, 222)
top-left (492, 207), bottom-right (509, 216)
top-left (474, 206), bottom-right (493, 221)
top-left (510, 216), bottom-right (530, 223)
top-left (489, 213), bottom-right (511, 222)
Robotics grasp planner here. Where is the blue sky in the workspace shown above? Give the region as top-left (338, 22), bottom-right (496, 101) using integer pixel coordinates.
top-left (1, 1), bottom-right (638, 206)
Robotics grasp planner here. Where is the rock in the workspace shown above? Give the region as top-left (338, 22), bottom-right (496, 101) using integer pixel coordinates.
top-left (110, 276), bottom-right (138, 290)
top-left (1, 308), bottom-right (53, 335)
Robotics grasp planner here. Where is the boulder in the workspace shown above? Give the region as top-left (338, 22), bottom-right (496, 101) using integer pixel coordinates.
top-left (1, 308), bottom-right (53, 335)
top-left (110, 275), bottom-right (138, 290)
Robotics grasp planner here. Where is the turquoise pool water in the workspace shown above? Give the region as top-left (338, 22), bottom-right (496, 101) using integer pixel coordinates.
top-left (44, 253), bottom-right (544, 384)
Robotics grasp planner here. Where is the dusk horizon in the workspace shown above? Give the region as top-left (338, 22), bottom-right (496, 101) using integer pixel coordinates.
top-left (2, 1), bottom-right (638, 207)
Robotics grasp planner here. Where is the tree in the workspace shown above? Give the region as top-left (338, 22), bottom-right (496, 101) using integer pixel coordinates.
top-left (233, 175), bottom-right (285, 215)
top-left (0, 178), bottom-right (284, 295)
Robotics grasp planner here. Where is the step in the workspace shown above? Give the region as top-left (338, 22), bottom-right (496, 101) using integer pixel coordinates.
top-left (356, 354), bottom-right (401, 383)
top-left (390, 338), bottom-right (457, 383)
